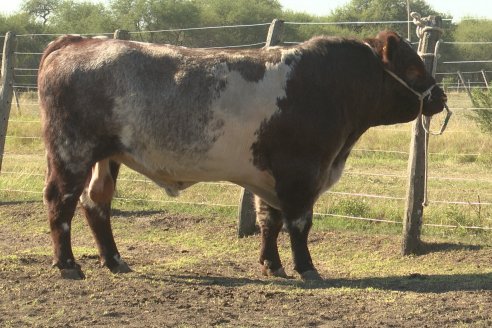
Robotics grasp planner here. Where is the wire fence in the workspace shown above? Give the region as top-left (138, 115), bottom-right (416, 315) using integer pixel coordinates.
top-left (1, 18), bottom-right (492, 234)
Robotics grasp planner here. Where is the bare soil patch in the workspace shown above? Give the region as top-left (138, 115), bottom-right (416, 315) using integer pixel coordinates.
top-left (1, 202), bottom-right (492, 327)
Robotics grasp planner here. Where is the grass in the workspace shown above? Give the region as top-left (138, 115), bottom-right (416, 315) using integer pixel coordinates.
top-left (1, 91), bottom-right (491, 244)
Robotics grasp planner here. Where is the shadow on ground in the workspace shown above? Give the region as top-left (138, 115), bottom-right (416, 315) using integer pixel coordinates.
top-left (136, 271), bottom-right (492, 293)
top-left (418, 241), bottom-right (483, 254)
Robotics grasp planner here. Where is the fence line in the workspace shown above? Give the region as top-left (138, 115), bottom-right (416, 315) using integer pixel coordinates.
top-left (442, 60), bottom-right (492, 64)
top-left (4, 185), bottom-right (490, 231)
top-left (15, 52), bottom-right (43, 55)
top-left (284, 20), bottom-right (412, 25)
top-left (200, 42), bottom-right (266, 49)
top-left (4, 167), bottom-right (492, 186)
top-left (1, 184), bottom-right (491, 210)
top-left (443, 41), bottom-right (492, 45)
top-left (437, 71), bottom-right (487, 75)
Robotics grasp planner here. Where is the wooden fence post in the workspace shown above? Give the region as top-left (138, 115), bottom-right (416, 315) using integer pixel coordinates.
top-left (402, 16), bottom-right (443, 255)
top-left (265, 19), bottom-right (284, 47)
top-left (457, 71), bottom-right (473, 101)
top-left (0, 31), bottom-right (17, 172)
top-left (114, 29), bottom-right (130, 40)
top-left (237, 19), bottom-right (284, 238)
top-left (481, 70), bottom-right (489, 89)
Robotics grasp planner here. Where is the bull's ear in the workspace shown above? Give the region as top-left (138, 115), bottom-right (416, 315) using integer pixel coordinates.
top-left (381, 33), bottom-right (400, 67)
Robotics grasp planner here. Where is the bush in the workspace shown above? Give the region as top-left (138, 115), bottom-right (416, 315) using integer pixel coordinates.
top-left (469, 88), bottom-right (492, 134)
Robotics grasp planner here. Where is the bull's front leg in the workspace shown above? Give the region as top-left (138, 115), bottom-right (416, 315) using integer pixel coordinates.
top-left (255, 196), bottom-right (287, 278)
top-left (271, 160), bottom-right (323, 281)
top-left (285, 210), bottom-right (321, 280)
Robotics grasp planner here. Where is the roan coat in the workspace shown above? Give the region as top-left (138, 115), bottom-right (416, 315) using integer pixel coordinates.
top-left (38, 31), bottom-right (446, 280)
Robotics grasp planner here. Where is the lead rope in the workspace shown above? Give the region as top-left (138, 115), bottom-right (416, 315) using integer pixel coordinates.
top-left (382, 68), bottom-right (452, 207)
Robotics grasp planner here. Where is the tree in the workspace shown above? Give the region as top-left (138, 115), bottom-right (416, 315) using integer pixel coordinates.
top-left (192, 0), bottom-right (281, 47)
top-left (110, 0), bottom-right (150, 33)
top-left (21, 0), bottom-right (60, 25)
top-left (331, 0), bottom-right (442, 38)
top-left (49, 0), bottom-right (116, 34)
top-left (441, 18), bottom-right (492, 73)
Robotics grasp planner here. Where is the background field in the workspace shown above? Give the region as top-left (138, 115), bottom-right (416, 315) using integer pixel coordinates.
top-left (0, 91), bottom-right (491, 327)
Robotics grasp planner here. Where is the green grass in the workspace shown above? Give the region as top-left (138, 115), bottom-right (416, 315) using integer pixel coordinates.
top-left (1, 91), bottom-right (491, 242)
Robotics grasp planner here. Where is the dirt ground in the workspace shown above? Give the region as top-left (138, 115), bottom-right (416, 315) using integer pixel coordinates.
top-left (1, 202), bottom-right (492, 327)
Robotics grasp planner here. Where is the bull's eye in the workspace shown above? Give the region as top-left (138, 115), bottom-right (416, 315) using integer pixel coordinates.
top-left (405, 66), bottom-right (422, 82)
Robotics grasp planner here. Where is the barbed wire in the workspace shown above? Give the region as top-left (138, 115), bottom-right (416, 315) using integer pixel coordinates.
top-left (1, 187), bottom-right (490, 231)
top-left (284, 20), bottom-right (414, 25)
top-left (442, 60), bottom-right (492, 64)
top-left (443, 41), bottom-right (492, 45)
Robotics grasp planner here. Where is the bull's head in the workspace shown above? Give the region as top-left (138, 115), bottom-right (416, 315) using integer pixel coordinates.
top-left (365, 31), bottom-right (447, 118)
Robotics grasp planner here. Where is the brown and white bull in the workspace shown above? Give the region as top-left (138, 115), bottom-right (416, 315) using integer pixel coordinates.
top-left (38, 31), bottom-right (446, 280)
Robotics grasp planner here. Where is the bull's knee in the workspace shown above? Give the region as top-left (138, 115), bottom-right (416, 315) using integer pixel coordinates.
top-left (88, 159), bottom-right (115, 204)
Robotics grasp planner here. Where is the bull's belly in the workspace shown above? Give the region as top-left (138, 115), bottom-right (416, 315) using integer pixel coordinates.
top-left (112, 148), bottom-right (281, 209)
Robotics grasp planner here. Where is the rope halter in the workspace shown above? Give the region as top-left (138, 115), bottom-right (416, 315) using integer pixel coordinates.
top-left (383, 68), bottom-right (452, 136)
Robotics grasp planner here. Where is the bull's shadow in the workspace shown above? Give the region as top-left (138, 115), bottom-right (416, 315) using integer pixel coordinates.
top-left (157, 272), bottom-right (492, 293)
top-left (136, 239), bottom-right (491, 293)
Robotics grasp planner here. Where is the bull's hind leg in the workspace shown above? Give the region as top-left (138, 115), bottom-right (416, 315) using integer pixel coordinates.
top-left (255, 196), bottom-right (287, 278)
top-left (44, 156), bottom-right (89, 280)
top-left (79, 159), bottom-right (131, 274)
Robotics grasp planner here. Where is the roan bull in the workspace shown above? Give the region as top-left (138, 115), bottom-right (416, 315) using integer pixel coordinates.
top-left (38, 31), bottom-right (446, 280)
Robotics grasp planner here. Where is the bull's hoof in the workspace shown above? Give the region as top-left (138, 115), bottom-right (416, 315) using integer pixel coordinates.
top-left (60, 267), bottom-right (86, 280)
top-left (300, 269), bottom-right (322, 281)
top-left (261, 260), bottom-right (288, 278)
top-left (109, 261), bottom-right (132, 274)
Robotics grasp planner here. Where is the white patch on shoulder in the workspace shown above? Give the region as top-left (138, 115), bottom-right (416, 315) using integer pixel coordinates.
top-left (200, 48), bottom-right (301, 201)
top-left (108, 46), bottom-right (302, 204)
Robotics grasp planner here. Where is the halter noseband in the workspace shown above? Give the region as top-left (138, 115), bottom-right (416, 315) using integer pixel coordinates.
top-left (384, 68), bottom-right (451, 136)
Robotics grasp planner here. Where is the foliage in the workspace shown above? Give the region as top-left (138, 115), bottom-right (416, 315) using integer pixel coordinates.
top-left (49, 0), bottom-right (116, 34)
top-left (332, 0), bottom-right (441, 38)
top-left (21, 0), bottom-right (60, 25)
top-left (0, 0), bottom-right (491, 95)
top-left (469, 88), bottom-right (492, 134)
top-left (0, 12), bottom-right (44, 35)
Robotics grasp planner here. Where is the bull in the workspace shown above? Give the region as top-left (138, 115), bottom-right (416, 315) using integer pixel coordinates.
top-left (38, 31), bottom-right (446, 280)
